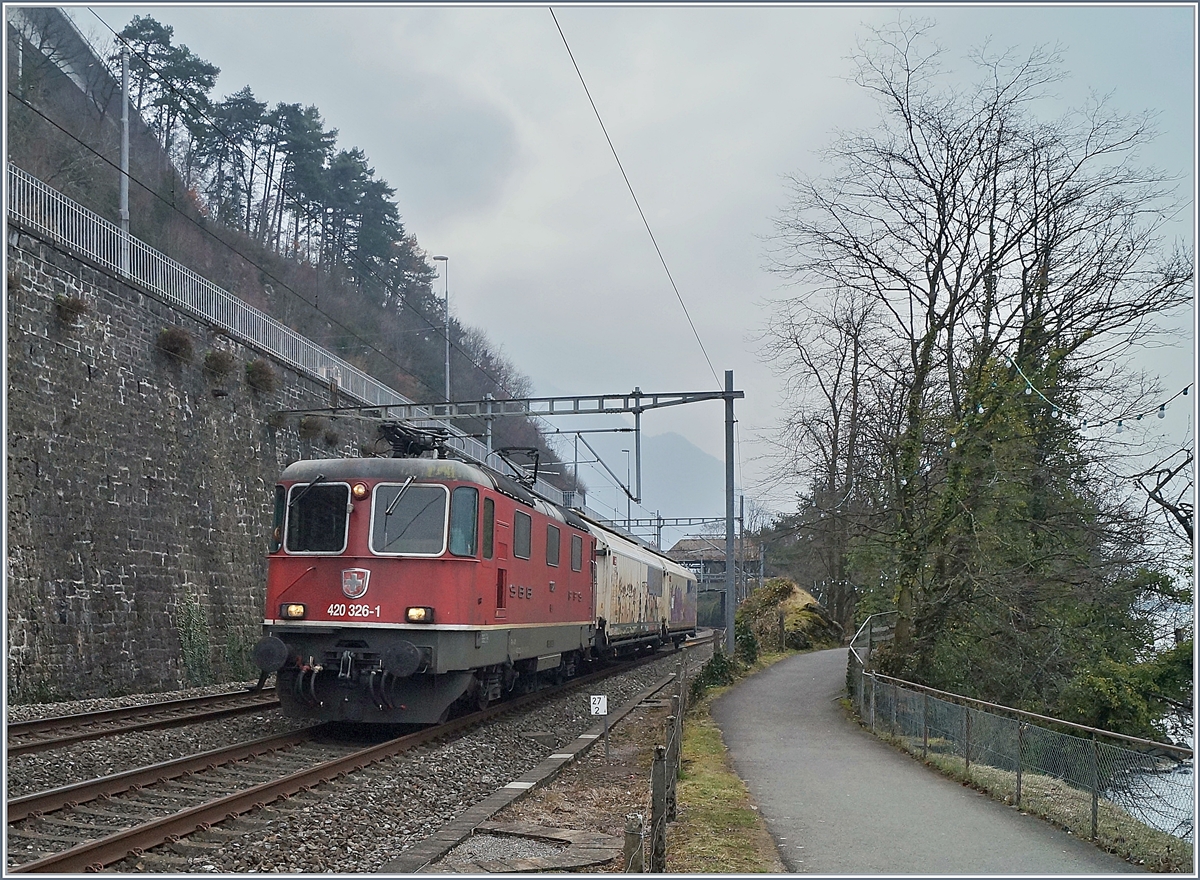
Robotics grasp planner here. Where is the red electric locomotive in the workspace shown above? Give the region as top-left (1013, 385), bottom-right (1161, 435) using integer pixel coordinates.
top-left (252, 455), bottom-right (595, 723)
top-left (252, 440), bottom-right (697, 724)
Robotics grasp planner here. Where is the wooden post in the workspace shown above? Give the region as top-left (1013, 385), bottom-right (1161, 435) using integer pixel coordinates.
top-left (651, 746), bottom-right (667, 872)
top-left (604, 710), bottom-right (610, 760)
top-left (665, 714), bottom-right (678, 821)
top-left (623, 813), bottom-right (644, 872)
top-left (671, 693), bottom-right (683, 776)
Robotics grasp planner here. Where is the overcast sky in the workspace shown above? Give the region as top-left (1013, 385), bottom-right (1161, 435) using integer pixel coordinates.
top-left (67, 3), bottom-right (1196, 527)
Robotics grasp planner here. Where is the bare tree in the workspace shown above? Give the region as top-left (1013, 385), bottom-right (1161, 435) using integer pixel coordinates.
top-left (766, 18), bottom-right (1192, 680)
top-left (1135, 448), bottom-right (1194, 546)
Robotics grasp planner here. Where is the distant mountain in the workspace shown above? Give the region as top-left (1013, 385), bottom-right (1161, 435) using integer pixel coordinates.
top-left (568, 426), bottom-right (727, 549)
top-left (639, 432), bottom-right (725, 520)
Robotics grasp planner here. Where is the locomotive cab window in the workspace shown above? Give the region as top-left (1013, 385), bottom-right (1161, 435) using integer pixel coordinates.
top-left (546, 524), bottom-right (560, 566)
top-left (570, 534), bottom-right (583, 571)
top-left (449, 486), bottom-right (479, 557)
top-left (270, 485), bottom-right (286, 552)
top-left (513, 510), bottom-right (532, 559)
top-left (371, 483), bottom-right (448, 555)
top-left (285, 482), bottom-right (350, 553)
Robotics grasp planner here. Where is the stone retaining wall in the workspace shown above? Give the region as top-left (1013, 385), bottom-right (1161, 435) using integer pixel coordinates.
top-left (6, 225), bottom-right (372, 702)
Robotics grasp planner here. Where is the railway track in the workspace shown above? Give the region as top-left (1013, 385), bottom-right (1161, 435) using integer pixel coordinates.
top-left (6, 649), bottom-right (688, 873)
top-left (6, 689), bottom-right (282, 757)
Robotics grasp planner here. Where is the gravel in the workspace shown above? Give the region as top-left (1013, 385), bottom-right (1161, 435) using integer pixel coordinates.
top-left (437, 832), bottom-right (568, 868)
top-left (7, 658), bottom-right (687, 873)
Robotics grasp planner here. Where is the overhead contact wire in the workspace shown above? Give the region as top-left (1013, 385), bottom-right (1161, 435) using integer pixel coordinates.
top-left (549, 7), bottom-right (721, 390)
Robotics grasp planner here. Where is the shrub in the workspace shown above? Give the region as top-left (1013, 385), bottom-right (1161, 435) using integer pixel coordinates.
top-left (297, 415), bottom-right (327, 440)
top-left (176, 589), bottom-right (213, 687)
top-left (267, 410), bottom-right (287, 430)
top-left (156, 327), bottom-right (194, 362)
top-left (323, 429), bottom-right (341, 448)
top-left (246, 358), bottom-right (277, 393)
top-left (202, 349), bottom-right (236, 379)
top-left (54, 294), bottom-right (90, 324)
top-left (689, 647), bottom-right (741, 704)
top-left (734, 617), bottom-right (759, 665)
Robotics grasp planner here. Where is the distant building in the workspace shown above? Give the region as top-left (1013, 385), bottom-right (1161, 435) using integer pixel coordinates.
top-left (665, 536), bottom-right (761, 598)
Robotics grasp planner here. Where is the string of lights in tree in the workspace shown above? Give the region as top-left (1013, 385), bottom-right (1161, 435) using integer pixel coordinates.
top-left (897, 355), bottom-right (1192, 485)
top-left (1001, 353), bottom-right (1191, 433)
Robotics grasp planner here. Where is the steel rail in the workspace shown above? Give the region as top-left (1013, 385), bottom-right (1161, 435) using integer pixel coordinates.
top-left (6, 690), bottom-right (282, 757)
top-left (8, 650), bottom-right (683, 873)
top-left (8, 687), bottom-right (278, 736)
top-left (7, 726), bottom-right (323, 822)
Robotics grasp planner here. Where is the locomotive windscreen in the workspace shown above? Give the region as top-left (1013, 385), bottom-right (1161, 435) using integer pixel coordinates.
top-left (285, 483), bottom-right (350, 553)
top-left (371, 483), bottom-right (449, 555)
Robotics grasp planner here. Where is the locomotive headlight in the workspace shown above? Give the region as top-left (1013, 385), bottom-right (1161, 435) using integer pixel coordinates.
top-left (351, 482), bottom-right (369, 500)
top-left (281, 603), bottom-right (307, 619)
top-left (405, 606), bottom-right (434, 623)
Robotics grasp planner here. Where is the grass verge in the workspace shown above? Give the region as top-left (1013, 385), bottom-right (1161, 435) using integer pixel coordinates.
top-left (666, 650), bottom-right (792, 872)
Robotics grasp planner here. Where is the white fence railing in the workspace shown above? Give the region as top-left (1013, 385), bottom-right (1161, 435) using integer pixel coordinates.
top-left (6, 164), bottom-right (574, 504)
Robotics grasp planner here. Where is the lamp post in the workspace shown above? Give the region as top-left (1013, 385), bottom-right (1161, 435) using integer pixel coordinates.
top-left (119, 44), bottom-right (129, 275)
top-left (432, 255), bottom-right (449, 401)
top-left (621, 449), bottom-right (631, 529)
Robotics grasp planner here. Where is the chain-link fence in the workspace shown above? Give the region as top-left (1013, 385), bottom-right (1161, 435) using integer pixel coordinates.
top-left (847, 614), bottom-right (1193, 853)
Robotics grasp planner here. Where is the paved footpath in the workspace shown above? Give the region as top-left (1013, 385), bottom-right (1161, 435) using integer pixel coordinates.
top-left (711, 647), bottom-right (1142, 874)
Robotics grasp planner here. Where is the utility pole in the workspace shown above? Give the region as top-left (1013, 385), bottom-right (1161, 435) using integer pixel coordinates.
top-left (622, 449), bottom-right (631, 529)
top-left (484, 392), bottom-right (494, 454)
top-left (432, 255), bottom-right (449, 401)
top-left (725, 370), bottom-right (736, 655)
top-left (119, 43), bottom-right (130, 275)
top-left (633, 387), bottom-right (643, 504)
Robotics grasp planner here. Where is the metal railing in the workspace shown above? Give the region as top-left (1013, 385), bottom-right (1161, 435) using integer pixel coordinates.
top-left (847, 627), bottom-right (1194, 846)
top-left (6, 164), bottom-right (574, 505)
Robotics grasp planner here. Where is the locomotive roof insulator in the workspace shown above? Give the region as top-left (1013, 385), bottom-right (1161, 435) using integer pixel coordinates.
top-left (379, 422), bottom-right (451, 459)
